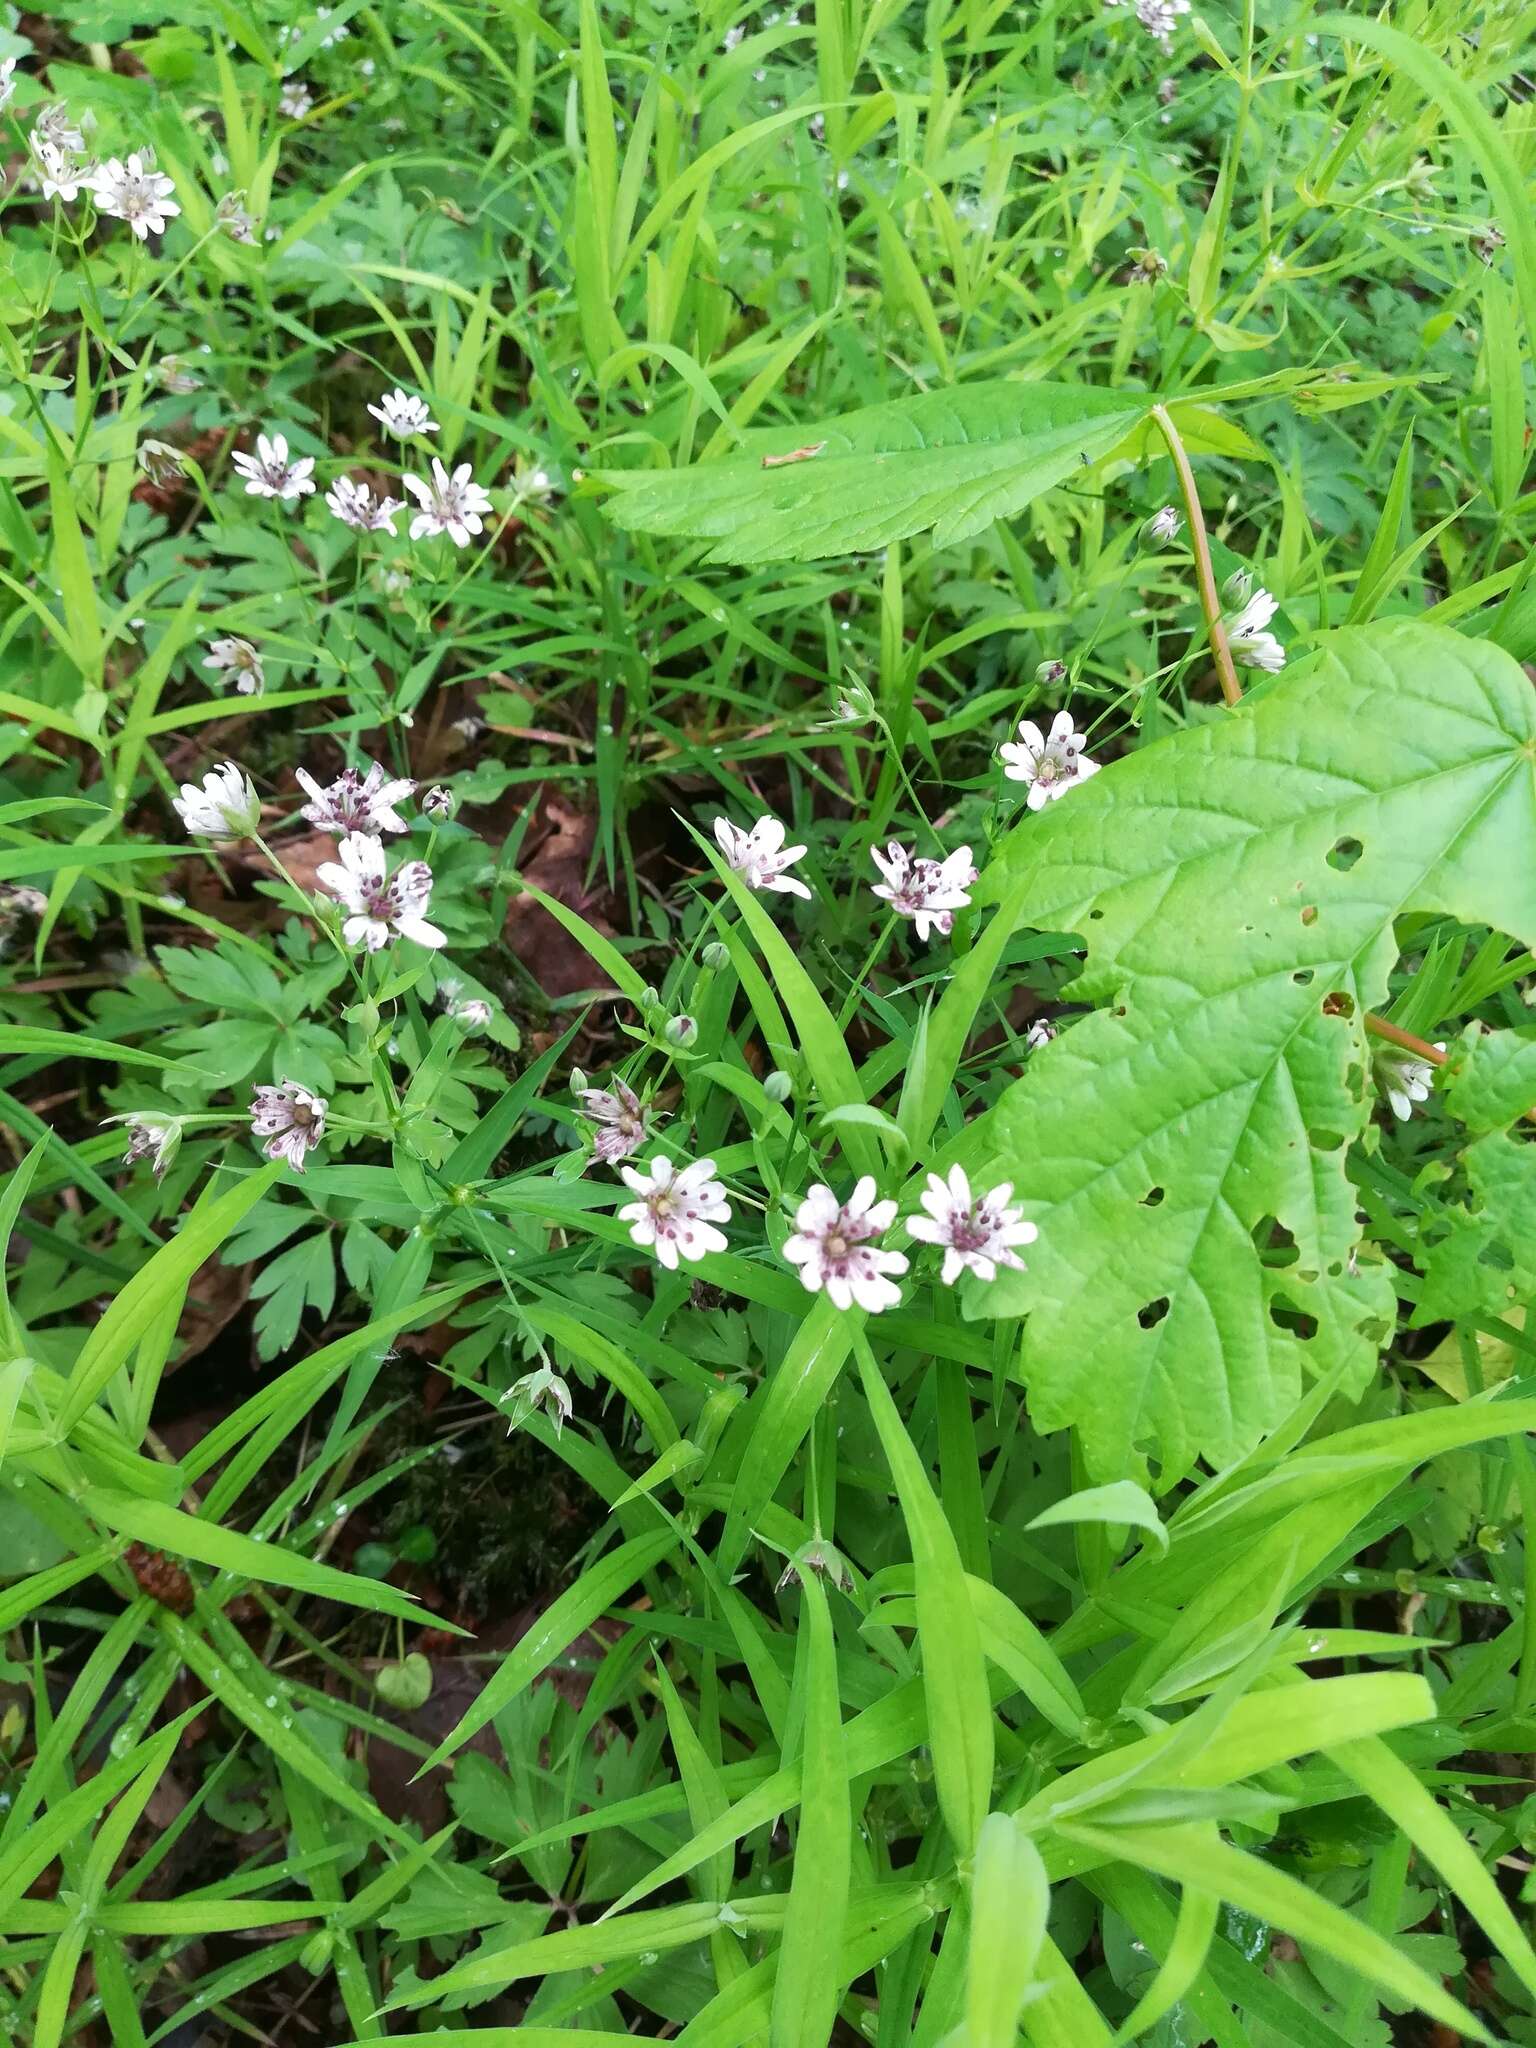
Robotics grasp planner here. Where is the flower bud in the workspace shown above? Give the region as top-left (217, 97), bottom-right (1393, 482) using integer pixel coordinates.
top-left (569, 1065), bottom-right (589, 1097)
top-left (1142, 505), bottom-right (1180, 545)
top-left (665, 1014), bottom-right (699, 1048)
top-left (763, 1070), bottom-right (793, 1103)
top-left (422, 785), bottom-right (455, 821)
top-left (700, 941), bottom-right (730, 971)
top-left (1222, 567), bottom-right (1253, 608)
top-left (454, 998), bottom-right (493, 1030)
top-left (1034, 659), bottom-right (1067, 687)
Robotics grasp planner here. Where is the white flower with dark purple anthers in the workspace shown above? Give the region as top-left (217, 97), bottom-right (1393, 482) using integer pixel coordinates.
top-left (618, 1156), bottom-right (731, 1268)
top-left (109, 1112), bottom-right (182, 1182)
top-left (870, 842), bottom-right (976, 941)
top-left (296, 760), bottom-right (415, 835)
top-left (324, 474), bottom-right (402, 534)
top-left (316, 832), bottom-right (445, 950)
top-left (782, 1179), bottom-right (909, 1313)
top-left (1026, 1019), bottom-right (1056, 1050)
top-left (1222, 587), bottom-right (1286, 673)
top-left (250, 1081), bottom-right (327, 1171)
top-left (231, 432), bottom-right (316, 502)
top-left (1000, 711), bottom-right (1099, 810)
top-left (578, 1076), bottom-right (651, 1165)
top-left (173, 761), bottom-right (262, 839)
top-left (33, 103), bottom-right (85, 154)
top-left (403, 458), bottom-right (492, 545)
top-left (1375, 1044), bottom-right (1444, 1122)
top-left (712, 815), bottom-right (812, 899)
top-left (204, 636), bottom-right (264, 696)
top-left (368, 388), bottom-right (439, 439)
top-left (92, 152), bottom-right (179, 239)
top-left (907, 1165), bottom-right (1038, 1287)
top-left (31, 137), bottom-right (94, 203)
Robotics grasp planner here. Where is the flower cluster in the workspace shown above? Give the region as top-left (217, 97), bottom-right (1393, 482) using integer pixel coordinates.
top-left (604, 1155), bottom-right (1036, 1315)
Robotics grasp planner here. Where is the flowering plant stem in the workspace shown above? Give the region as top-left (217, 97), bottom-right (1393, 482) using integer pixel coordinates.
top-left (1150, 402), bottom-right (1241, 709)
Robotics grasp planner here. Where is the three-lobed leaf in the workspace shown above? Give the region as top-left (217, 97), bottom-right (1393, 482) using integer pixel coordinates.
top-left (963, 622), bottom-right (1536, 1478)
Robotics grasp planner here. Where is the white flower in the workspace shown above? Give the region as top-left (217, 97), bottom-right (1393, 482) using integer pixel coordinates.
top-left (578, 1076), bottom-right (651, 1165)
top-left (215, 190), bottom-right (257, 242)
top-left (1135, 0), bottom-right (1189, 43)
top-left (315, 6), bottom-right (351, 44)
top-left (1000, 710), bottom-right (1100, 809)
top-left (618, 1156), bottom-right (731, 1269)
top-left (324, 474), bottom-right (402, 533)
top-left (173, 762), bottom-right (262, 839)
top-left (712, 815), bottom-right (812, 899)
top-left (421, 785), bottom-right (455, 821)
top-left (204, 637), bottom-right (265, 695)
top-left (869, 842), bottom-right (976, 941)
top-left (1376, 1044), bottom-right (1444, 1122)
top-left (1026, 1019), bottom-right (1056, 1049)
top-left (92, 153), bottom-right (179, 238)
top-left (1222, 587), bottom-right (1286, 673)
top-left (137, 439), bottom-right (183, 484)
top-left (231, 432), bottom-right (316, 502)
top-left (110, 1112), bottom-right (182, 1182)
top-left (368, 388), bottom-right (439, 438)
top-left (782, 1179), bottom-right (909, 1313)
top-left (250, 1081), bottom-right (327, 1171)
top-left (33, 104), bottom-right (85, 154)
top-left (0, 58), bottom-right (17, 115)
top-left (278, 79), bottom-right (314, 118)
top-left (403, 458), bottom-right (492, 545)
top-left (296, 759), bottom-right (415, 835)
top-left (1143, 505), bottom-right (1181, 545)
top-left (907, 1165), bottom-right (1038, 1287)
top-left (316, 832), bottom-right (445, 950)
top-left (32, 137), bottom-right (93, 203)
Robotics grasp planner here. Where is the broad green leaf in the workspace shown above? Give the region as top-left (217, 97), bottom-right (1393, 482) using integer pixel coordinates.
top-left (597, 380), bottom-right (1152, 564)
top-left (969, 623), bottom-right (1536, 1477)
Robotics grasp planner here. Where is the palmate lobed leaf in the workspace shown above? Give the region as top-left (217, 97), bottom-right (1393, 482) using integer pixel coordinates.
top-left (595, 380), bottom-right (1152, 564)
top-left (963, 622), bottom-right (1536, 1478)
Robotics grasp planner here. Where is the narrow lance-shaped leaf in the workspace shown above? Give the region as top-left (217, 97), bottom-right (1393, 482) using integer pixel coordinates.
top-left (964, 622), bottom-right (1536, 1478)
top-left (596, 380), bottom-right (1153, 564)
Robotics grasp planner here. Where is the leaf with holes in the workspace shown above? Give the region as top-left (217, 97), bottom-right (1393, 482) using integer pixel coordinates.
top-left (595, 380), bottom-right (1152, 564)
top-left (961, 622), bottom-right (1536, 1479)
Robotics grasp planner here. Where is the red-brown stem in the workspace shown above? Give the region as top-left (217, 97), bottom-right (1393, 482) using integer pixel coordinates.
top-left (1363, 1014), bottom-right (1446, 1066)
top-left (1150, 402), bottom-right (1242, 709)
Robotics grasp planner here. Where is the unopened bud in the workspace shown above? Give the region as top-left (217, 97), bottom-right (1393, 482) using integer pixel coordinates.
top-left (422, 785), bottom-right (455, 821)
top-left (665, 1014), bottom-right (699, 1048)
top-left (700, 941), bottom-right (730, 971)
top-left (1142, 505), bottom-right (1180, 546)
top-left (569, 1065), bottom-right (589, 1097)
top-left (763, 1070), bottom-right (793, 1103)
top-left (1034, 659), bottom-right (1067, 687)
top-left (1222, 568), bottom-right (1253, 608)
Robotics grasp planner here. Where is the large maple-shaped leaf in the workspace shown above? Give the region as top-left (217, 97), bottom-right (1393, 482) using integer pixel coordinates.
top-left (964, 623), bottom-right (1536, 1480)
top-left (595, 381), bottom-right (1151, 564)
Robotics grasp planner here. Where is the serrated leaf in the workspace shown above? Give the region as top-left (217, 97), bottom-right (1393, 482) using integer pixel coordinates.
top-left (597, 380), bottom-right (1152, 564)
top-left (967, 623), bottom-right (1536, 1478)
